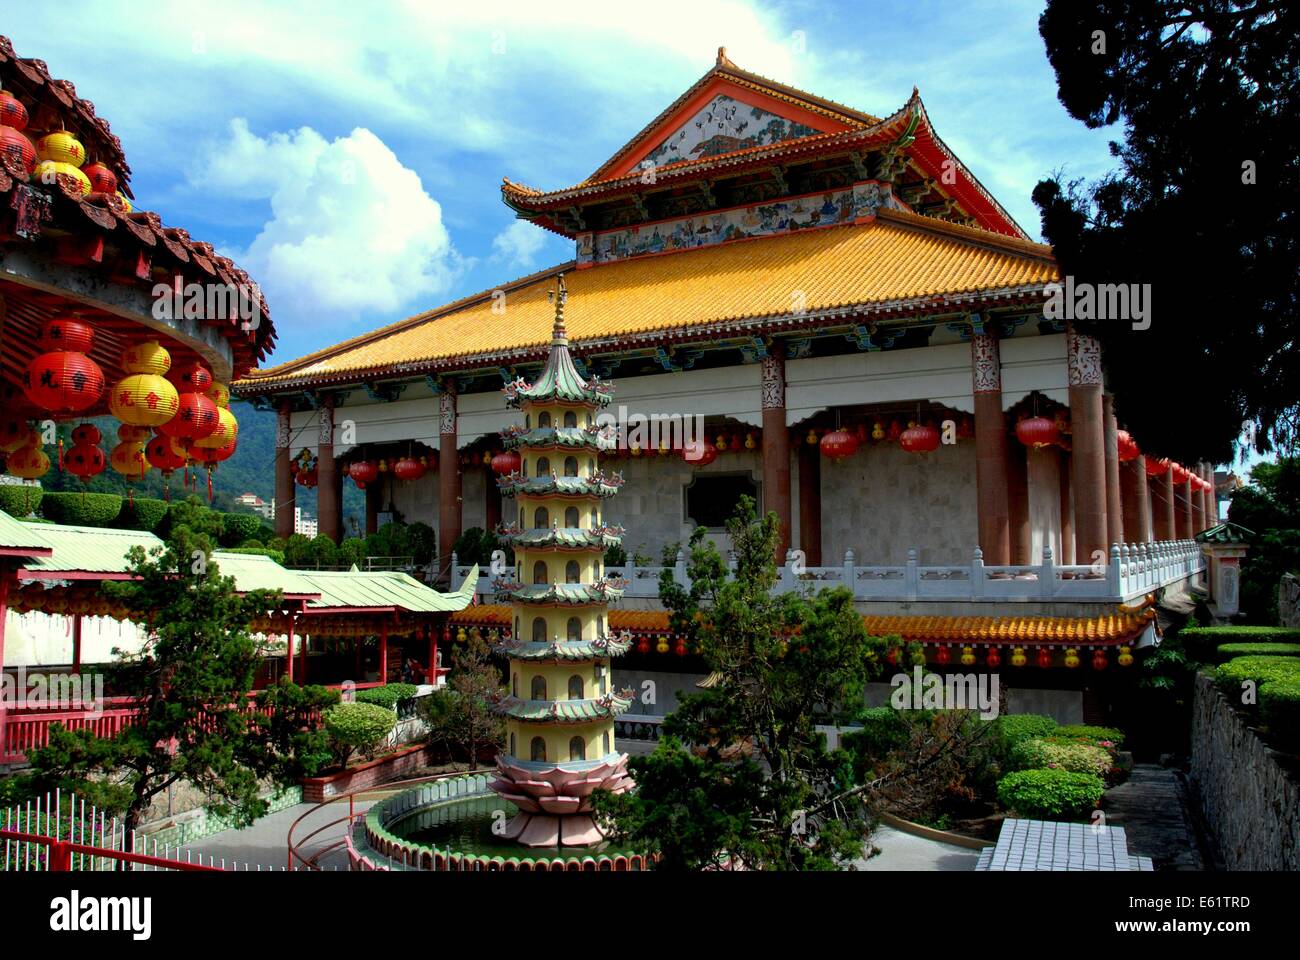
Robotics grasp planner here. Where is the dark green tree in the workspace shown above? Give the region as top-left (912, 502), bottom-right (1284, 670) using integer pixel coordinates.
top-left (594, 497), bottom-right (891, 870)
top-left (1228, 457), bottom-right (1300, 621)
top-left (420, 629), bottom-right (505, 770)
top-left (1035, 1), bottom-right (1300, 461)
top-left (17, 525), bottom-right (294, 841)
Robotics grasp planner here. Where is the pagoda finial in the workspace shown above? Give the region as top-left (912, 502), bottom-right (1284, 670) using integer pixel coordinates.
top-left (716, 46), bottom-right (730, 67)
top-left (548, 272), bottom-right (568, 344)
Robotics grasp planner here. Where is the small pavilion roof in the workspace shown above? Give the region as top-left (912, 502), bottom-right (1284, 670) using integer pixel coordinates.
top-left (0, 507), bottom-right (53, 558)
top-left (296, 565), bottom-right (479, 614)
top-left (1195, 522), bottom-right (1255, 544)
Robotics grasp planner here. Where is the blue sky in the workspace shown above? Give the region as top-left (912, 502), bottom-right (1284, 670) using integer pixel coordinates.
top-left (9, 0), bottom-right (1118, 366)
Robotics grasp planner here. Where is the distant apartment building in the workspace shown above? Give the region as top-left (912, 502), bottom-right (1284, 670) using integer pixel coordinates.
top-left (295, 508), bottom-right (318, 538)
top-left (233, 492), bottom-right (275, 521)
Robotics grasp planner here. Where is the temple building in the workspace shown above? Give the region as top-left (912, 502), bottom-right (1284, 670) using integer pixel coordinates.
top-left (234, 51), bottom-right (1223, 724)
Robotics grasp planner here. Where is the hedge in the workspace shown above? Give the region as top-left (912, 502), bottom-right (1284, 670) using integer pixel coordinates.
top-left (0, 485), bottom-right (42, 517)
top-left (116, 497), bottom-right (168, 532)
top-left (1260, 677), bottom-right (1300, 751)
top-left (1055, 724), bottom-right (1126, 747)
top-left (220, 512), bottom-right (263, 547)
top-left (1183, 626), bottom-right (1300, 663)
top-left (219, 546), bottom-right (286, 565)
top-left (323, 702), bottom-right (396, 766)
top-left (40, 491), bottom-right (123, 527)
top-left (995, 714), bottom-right (1058, 762)
top-left (355, 683), bottom-right (420, 711)
top-left (1216, 642), bottom-right (1300, 662)
top-left (1010, 738), bottom-right (1112, 778)
top-left (997, 768), bottom-right (1105, 820)
top-left (1214, 656), bottom-right (1300, 704)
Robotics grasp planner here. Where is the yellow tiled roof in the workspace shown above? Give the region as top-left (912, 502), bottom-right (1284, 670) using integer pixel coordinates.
top-left (237, 210), bottom-right (1056, 391)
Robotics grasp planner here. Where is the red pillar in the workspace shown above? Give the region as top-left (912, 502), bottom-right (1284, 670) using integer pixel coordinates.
top-left (379, 623), bottom-right (389, 685)
top-left (971, 330), bottom-right (1010, 565)
top-left (484, 467), bottom-right (502, 535)
top-left (1068, 328), bottom-right (1108, 566)
top-left (1180, 474), bottom-right (1196, 539)
top-left (71, 615), bottom-right (82, 675)
top-left (1192, 464), bottom-right (1207, 535)
top-left (1155, 467), bottom-right (1176, 541)
top-left (354, 635), bottom-right (362, 680)
top-left (0, 568), bottom-right (10, 761)
top-left (285, 614), bottom-right (295, 683)
top-left (439, 388), bottom-right (462, 578)
top-left (317, 396), bottom-right (340, 542)
top-left (1121, 456), bottom-right (1151, 543)
top-left (1102, 396), bottom-right (1124, 549)
top-left (426, 621), bottom-right (439, 686)
top-left (275, 399), bottom-right (295, 540)
top-left (760, 349), bottom-right (792, 562)
top-left (298, 618), bottom-right (308, 683)
top-left (797, 440), bottom-right (822, 567)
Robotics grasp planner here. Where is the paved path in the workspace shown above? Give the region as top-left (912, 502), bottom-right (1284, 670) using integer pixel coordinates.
top-left (1102, 764), bottom-right (1205, 871)
top-left (855, 825), bottom-right (984, 871)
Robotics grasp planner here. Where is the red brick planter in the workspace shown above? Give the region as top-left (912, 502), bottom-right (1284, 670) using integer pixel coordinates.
top-left (302, 744), bottom-right (435, 803)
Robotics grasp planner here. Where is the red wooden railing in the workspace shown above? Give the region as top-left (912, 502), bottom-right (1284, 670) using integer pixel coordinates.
top-left (0, 828), bottom-right (222, 871)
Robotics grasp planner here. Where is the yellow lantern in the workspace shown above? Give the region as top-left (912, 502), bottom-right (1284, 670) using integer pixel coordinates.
top-left (1010, 646), bottom-right (1027, 668)
top-left (629, 443), bottom-right (641, 457)
top-left (0, 421), bottom-right (32, 454)
top-left (960, 645), bottom-right (976, 666)
top-left (1117, 645), bottom-right (1134, 667)
top-left (1064, 647), bottom-right (1080, 669)
top-left (192, 405), bottom-right (237, 449)
top-left (715, 434), bottom-right (727, 451)
top-left (33, 160), bottom-right (91, 195)
top-left (871, 421), bottom-right (885, 441)
top-left (744, 432), bottom-right (756, 450)
top-left (456, 627), bottom-right (466, 642)
top-left (116, 192), bottom-right (133, 212)
top-left (110, 341), bottom-right (179, 428)
top-left (655, 637), bottom-right (670, 654)
top-left (6, 440), bottom-right (50, 479)
top-left (205, 381), bottom-right (231, 408)
top-left (36, 130), bottom-right (86, 167)
top-left (111, 437), bottom-right (150, 481)
top-left (805, 429), bottom-right (818, 445)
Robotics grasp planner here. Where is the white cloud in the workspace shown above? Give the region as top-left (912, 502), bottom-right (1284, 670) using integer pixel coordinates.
top-left (491, 219), bottom-right (547, 270)
top-left (191, 120), bottom-right (460, 335)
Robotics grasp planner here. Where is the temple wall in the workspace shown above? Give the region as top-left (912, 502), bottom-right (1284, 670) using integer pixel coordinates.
top-left (1027, 446), bottom-right (1063, 563)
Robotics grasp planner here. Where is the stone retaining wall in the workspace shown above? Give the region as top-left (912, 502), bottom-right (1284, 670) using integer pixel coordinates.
top-left (1189, 673), bottom-right (1300, 870)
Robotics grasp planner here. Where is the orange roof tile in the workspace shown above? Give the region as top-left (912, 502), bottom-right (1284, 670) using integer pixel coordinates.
top-left (236, 211), bottom-right (1056, 392)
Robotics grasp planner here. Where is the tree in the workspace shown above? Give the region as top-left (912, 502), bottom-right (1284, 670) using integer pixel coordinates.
top-left (1228, 457), bottom-right (1300, 621)
top-left (594, 497), bottom-right (892, 870)
top-left (1034, 1), bottom-right (1300, 462)
top-left (18, 525), bottom-right (291, 842)
top-left (420, 629), bottom-right (505, 770)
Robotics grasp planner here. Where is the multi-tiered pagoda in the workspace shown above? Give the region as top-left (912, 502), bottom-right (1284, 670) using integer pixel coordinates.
top-left (487, 275), bottom-right (635, 848)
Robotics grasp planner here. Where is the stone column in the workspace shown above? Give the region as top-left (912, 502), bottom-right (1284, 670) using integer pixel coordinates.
top-left (1180, 473), bottom-right (1196, 540)
top-left (797, 439), bottom-right (822, 567)
top-left (275, 399), bottom-right (294, 540)
top-left (1102, 395), bottom-right (1124, 549)
top-left (1155, 467), bottom-right (1176, 541)
top-left (1206, 464), bottom-right (1220, 523)
top-left (1067, 328), bottom-right (1108, 565)
top-left (316, 396), bottom-right (340, 542)
top-left (1122, 455), bottom-right (1153, 543)
top-left (971, 330), bottom-right (1011, 565)
top-left (439, 386), bottom-right (462, 577)
top-left (1192, 464), bottom-right (1207, 535)
top-left (1058, 448), bottom-right (1075, 564)
top-left (761, 349), bottom-right (792, 561)
top-left (1007, 438), bottom-right (1030, 565)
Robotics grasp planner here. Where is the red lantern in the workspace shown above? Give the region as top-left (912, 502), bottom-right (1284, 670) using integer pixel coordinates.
top-left (491, 450), bottom-right (522, 475)
top-left (22, 319), bottom-right (104, 414)
top-left (674, 638), bottom-right (688, 657)
top-left (933, 645), bottom-right (951, 666)
top-left (1036, 649), bottom-right (1053, 669)
top-left (1116, 430), bottom-right (1140, 462)
top-left (1171, 463), bottom-right (1189, 484)
top-left (887, 419), bottom-right (904, 442)
top-left (636, 637), bottom-right (650, 655)
top-left (819, 428), bottom-right (859, 461)
top-left (1015, 416), bottom-right (1059, 449)
top-left (81, 162), bottom-right (117, 195)
top-left (159, 391), bottom-right (220, 440)
top-left (0, 89), bottom-right (29, 131)
top-left (349, 460), bottom-right (379, 489)
top-left (886, 647), bottom-right (899, 666)
top-left (167, 361), bottom-right (214, 394)
top-left (64, 423), bottom-right (106, 482)
top-left (393, 456), bottom-right (426, 481)
top-left (145, 433), bottom-right (188, 473)
top-left (900, 423), bottom-right (940, 454)
top-left (0, 125), bottom-right (35, 173)
top-left (681, 439), bottom-right (717, 465)
top-left (986, 648), bottom-right (1002, 669)
top-left (1091, 649), bottom-right (1108, 671)
top-left (1145, 457), bottom-right (1171, 477)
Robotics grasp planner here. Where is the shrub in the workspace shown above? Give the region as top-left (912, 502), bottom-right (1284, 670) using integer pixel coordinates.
top-left (1214, 656), bottom-right (1300, 702)
top-left (282, 533), bottom-right (313, 567)
top-left (159, 498), bottom-right (225, 541)
top-left (604, 542), bottom-right (628, 567)
top-left (0, 484), bottom-right (42, 517)
top-left (452, 527), bottom-right (500, 567)
top-left (842, 707), bottom-right (917, 759)
top-left (355, 683), bottom-right (420, 711)
top-left (117, 497), bottom-right (168, 532)
top-left (1182, 626), bottom-right (1300, 663)
top-left (1260, 677), bottom-right (1300, 751)
top-left (40, 491), bottom-right (123, 527)
top-left (220, 512), bottom-right (263, 547)
top-left (1010, 737), bottom-right (1113, 778)
top-left (323, 702), bottom-right (396, 767)
top-left (997, 768), bottom-right (1105, 820)
top-left (1216, 643), bottom-right (1300, 662)
top-left (337, 537), bottom-right (366, 569)
top-left (220, 546), bottom-right (286, 564)
top-left (251, 679), bottom-right (341, 778)
top-left (995, 714), bottom-right (1058, 762)
top-left (1055, 724), bottom-right (1126, 748)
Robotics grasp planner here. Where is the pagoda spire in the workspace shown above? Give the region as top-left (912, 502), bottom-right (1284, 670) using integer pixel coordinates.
top-left (548, 272), bottom-right (568, 344)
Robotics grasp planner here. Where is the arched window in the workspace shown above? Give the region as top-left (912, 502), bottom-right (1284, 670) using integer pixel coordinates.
top-left (511, 673), bottom-right (518, 697)
top-left (536, 456), bottom-right (550, 475)
top-left (531, 676), bottom-right (547, 700)
top-left (534, 506), bottom-right (549, 528)
top-left (587, 458), bottom-right (595, 474)
top-left (564, 456), bottom-right (579, 477)
top-left (597, 614), bottom-right (604, 634)
top-left (602, 731), bottom-right (610, 754)
top-left (586, 412), bottom-right (593, 427)
top-left (531, 617), bottom-right (547, 642)
top-left (533, 560), bottom-right (548, 584)
top-left (568, 675), bottom-right (584, 699)
top-left (564, 506), bottom-right (579, 528)
top-left (531, 737), bottom-right (546, 762)
top-left (595, 663), bottom-right (606, 695)
top-left (567, 617), bottom-right (582, 642)
top-left (569, 736), bottom-right (586, 761)
top-left (509, 732), bottom-right (516, 756)
top-left (521, 458), bottom-right (528, 477)
top-left (565, 560), bottom-right (580, 584)
top-left (524, 414), bottom-right (531, 429)
top-left (538, 411), bottom-right (552, 428)
top-left (563, 410), bottom-right (577, 428)
top-left (513, 616), bottom-right (520, 638)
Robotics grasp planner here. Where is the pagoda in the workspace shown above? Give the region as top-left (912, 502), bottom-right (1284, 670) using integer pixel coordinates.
top-left (488, 274), bottom-right (635, 848)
